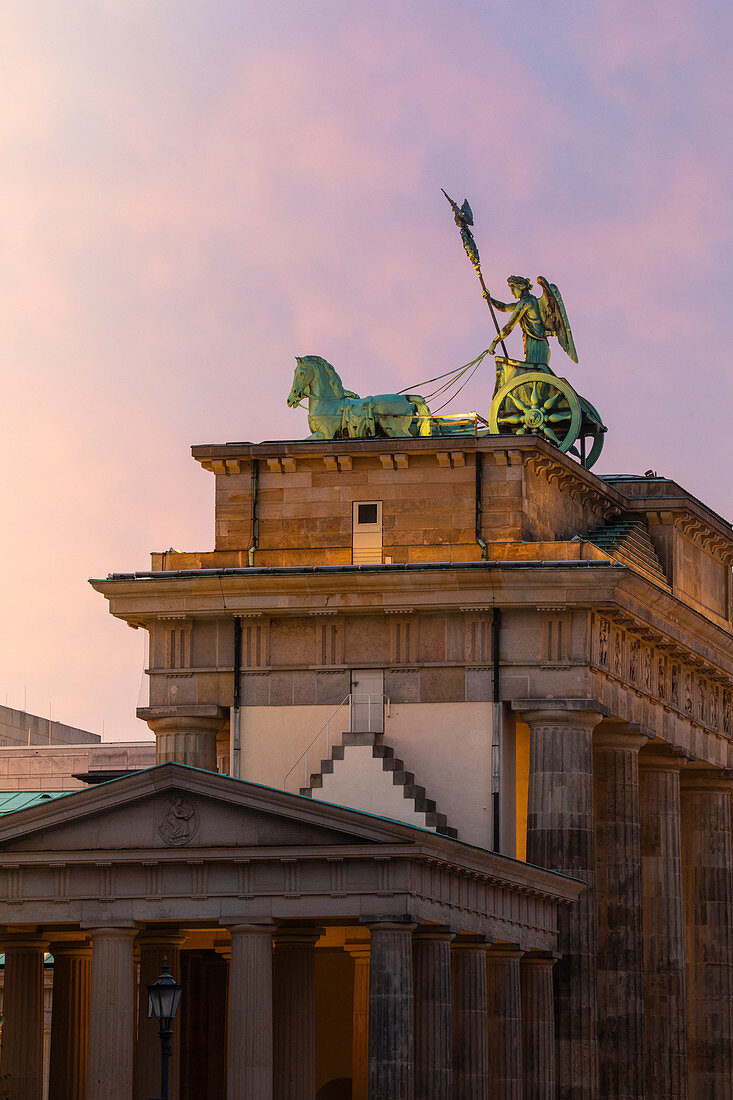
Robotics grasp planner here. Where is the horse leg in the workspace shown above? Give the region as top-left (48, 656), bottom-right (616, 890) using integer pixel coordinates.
top-left (308, 409), bottom-right (339, 440)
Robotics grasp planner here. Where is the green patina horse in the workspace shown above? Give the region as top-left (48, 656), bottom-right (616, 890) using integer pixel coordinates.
top-left (287, 356), bottom-right (433, 440)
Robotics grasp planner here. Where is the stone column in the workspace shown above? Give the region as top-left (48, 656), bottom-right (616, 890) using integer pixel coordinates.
top-left (367, 922), bottom-right (415, 1100)
top-left (0, 934), bottom-right (48, 1100)
top-left (134, 930), bottom-right (186, 1100)
top-left (227, 923), bottom-right (274, 1100)
top-left (520, 953), bottom-right (557, 1100)
top-left (519, 704), bottom-right (604, 1099)
top-left (593, 723), bottom-right (648, 1098)
top-left (412, 928), bottom-right (453, 1100)
top-left (639, 747), bottom-right (689, 1099)
top-left (680, 770), bottom-right (733, 1098)
top-left (273, 927), bottom-right (320, 1100)
top-left (138, 705), bottom-right (225, 771)
top-left (48, 941), bottom-right (92, 1100)
top-left (451, 938), bottom-right (489, 1100)
top-left (86, 926), bottom-right (137, 1100)
top-left (344, 941), bottom-right (370, 1100)
top-left (486, 946), bottom-right (523, 1100)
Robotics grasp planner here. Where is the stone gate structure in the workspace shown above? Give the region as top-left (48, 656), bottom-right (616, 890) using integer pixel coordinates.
top-left (1, 433), bottom-right (732, 1099)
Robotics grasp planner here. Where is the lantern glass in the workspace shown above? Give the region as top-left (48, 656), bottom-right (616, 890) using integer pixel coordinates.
top-left (147, 958), bottom-right (183, 1023)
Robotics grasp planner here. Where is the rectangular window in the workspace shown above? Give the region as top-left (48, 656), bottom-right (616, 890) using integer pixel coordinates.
top-left (352, 500), bottom-right (383, 565)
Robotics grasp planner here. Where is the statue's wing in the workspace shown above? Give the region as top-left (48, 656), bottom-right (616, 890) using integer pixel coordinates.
top-left (537, 276), bottom-right (578, 363)
top-left (460, 199), bottom-right (474, 226)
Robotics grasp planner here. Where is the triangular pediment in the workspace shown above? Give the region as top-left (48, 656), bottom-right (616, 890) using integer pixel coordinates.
top-left (0, 763), bottom-right (426, 854)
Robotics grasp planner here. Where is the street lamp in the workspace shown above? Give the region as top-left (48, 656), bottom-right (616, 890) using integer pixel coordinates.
top-left (147, 956), bottom-right (183, 1100)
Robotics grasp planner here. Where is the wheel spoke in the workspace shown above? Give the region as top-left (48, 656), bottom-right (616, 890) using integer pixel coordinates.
top-left (542, 425), bottom-right (562, 445)
top-left (547, 411), bottom-right (572, 422)
top-left (530, 380), bottom-right (539, 407)
top-left (497, 415), bottom-right (523, 425)
top-left (543, 390), bottom-right (563, 410)
top-left (507, 393), bottom-right (528, 413)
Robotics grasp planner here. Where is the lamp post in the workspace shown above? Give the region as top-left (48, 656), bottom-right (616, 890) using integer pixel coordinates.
top-left (147, 956), bottom-right (183, 1100)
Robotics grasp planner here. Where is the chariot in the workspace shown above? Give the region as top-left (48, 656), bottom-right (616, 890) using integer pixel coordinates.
top-left (486, 357), bottom-right (606, 469)
top-left (288, 196), bottom-right (608, 469)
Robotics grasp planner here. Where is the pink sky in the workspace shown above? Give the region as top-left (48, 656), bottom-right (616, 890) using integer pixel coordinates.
top-left (2, 0), bottom-right (732, 740)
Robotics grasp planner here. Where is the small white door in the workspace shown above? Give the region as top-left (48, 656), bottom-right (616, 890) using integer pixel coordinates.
top-left (350, 669), bottom-right (385, 732)
top-left (352, 501), bottom-right (383, 564)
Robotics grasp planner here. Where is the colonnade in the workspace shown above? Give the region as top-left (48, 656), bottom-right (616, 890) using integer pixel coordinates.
top-left (520, 703), bottom-right (733, 1100)
top-left (2, 702), bottom-right (732, 1099)
top-left (0, 921), bottom-right (556, 1100)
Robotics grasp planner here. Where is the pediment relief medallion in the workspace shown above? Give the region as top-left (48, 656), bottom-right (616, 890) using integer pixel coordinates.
top-left (157, 795), bottom-right (200, 847)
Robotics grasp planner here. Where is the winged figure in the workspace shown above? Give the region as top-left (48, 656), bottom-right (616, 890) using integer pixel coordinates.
top-left (485, 275), bottom-right (578, 366)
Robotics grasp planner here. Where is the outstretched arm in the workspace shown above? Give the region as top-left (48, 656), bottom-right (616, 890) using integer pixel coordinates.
top-left (488, 301), bottom-right (528, 353)
top-left (483, 292), bottom-right (513, 313)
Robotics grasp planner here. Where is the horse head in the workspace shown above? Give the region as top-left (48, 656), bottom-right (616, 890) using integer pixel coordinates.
top-left (287, 356), bottom-right (314, 407)
top-left (288, 355), bottom-right (346, 405)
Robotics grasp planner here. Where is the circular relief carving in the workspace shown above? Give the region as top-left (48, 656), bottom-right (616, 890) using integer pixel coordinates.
top-left (157, 795), bottom-right (200, 847)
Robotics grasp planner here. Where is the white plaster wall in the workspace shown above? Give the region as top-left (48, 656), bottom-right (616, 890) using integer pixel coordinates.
top-left (384, 702), bottom-right (494, 848)
top-left (311, 745), bottom-right (433, 830)
top-left (240, 705), bottom-right (348, 792)
top-left (240, 701), bottom-right (497, 849)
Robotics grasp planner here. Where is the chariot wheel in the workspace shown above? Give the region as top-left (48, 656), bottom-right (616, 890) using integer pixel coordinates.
top-left (489, 372), bottom-right (582, 453)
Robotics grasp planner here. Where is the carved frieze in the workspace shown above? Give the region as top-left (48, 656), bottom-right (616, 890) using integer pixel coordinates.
top-left (592, 612), bottom-right (732, 737)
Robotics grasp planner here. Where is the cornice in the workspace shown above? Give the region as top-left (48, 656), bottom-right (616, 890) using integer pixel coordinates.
top-left (629, 504), bottom-right (733, 565)
top-left (527, 452), bottom-right (622, 517)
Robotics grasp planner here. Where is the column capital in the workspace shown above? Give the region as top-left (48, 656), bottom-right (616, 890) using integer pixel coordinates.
top-left (137, 704), bottom-right (227, 731)
top-left (226, 921), bottom-right (276, 936)
top-left (0, 933), bottom-right (49, 951)
top-left (365, 921), bottom-right (417, 933)
top-left (135, 927), bottom-right (187, 946)
top-left (680, 767), bottom-right (733, 794)
top-left (593, 720), bottom-right (649, 752)
top-left (139, 704), bottom-right (227, 771)
top-left (48, 939), bottom-right (92, 956)
top-left (520, 950), bottom-right (558, 969)
top-left (513, 699), bottom-right (607, 729)
top-left (412, 926), bottom-right (455, 944)
top-left (451, 935), bottom-right (490, 952)
top-left (84, 924), bottom-right (138, 940)
top-left (486, 944), bottom-right (524, 961)
top-left (272, 925), bottom-right (323, 947)
top-left (639, 743), bottom-right (694, 772)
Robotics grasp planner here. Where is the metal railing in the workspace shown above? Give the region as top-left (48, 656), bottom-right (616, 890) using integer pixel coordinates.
top-left (282, 693), bottom-right (388, 794)
top-left (349, 691), bottom-right (386, 734)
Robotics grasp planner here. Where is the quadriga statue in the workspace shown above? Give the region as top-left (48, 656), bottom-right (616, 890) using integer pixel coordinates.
top-left (287, 355), bottom-right (433, 440)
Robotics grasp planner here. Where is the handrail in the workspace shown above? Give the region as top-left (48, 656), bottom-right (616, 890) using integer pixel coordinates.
top-left (282, 692), bottom-right (388, 793)
top-left (283, 695), bottom-right (351, 792)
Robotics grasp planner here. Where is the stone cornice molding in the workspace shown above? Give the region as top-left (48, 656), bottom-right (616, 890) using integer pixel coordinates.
top-left (636, 505), bottom-right (733, 565)
top-left (527, 453), bottom-right (621, 518)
